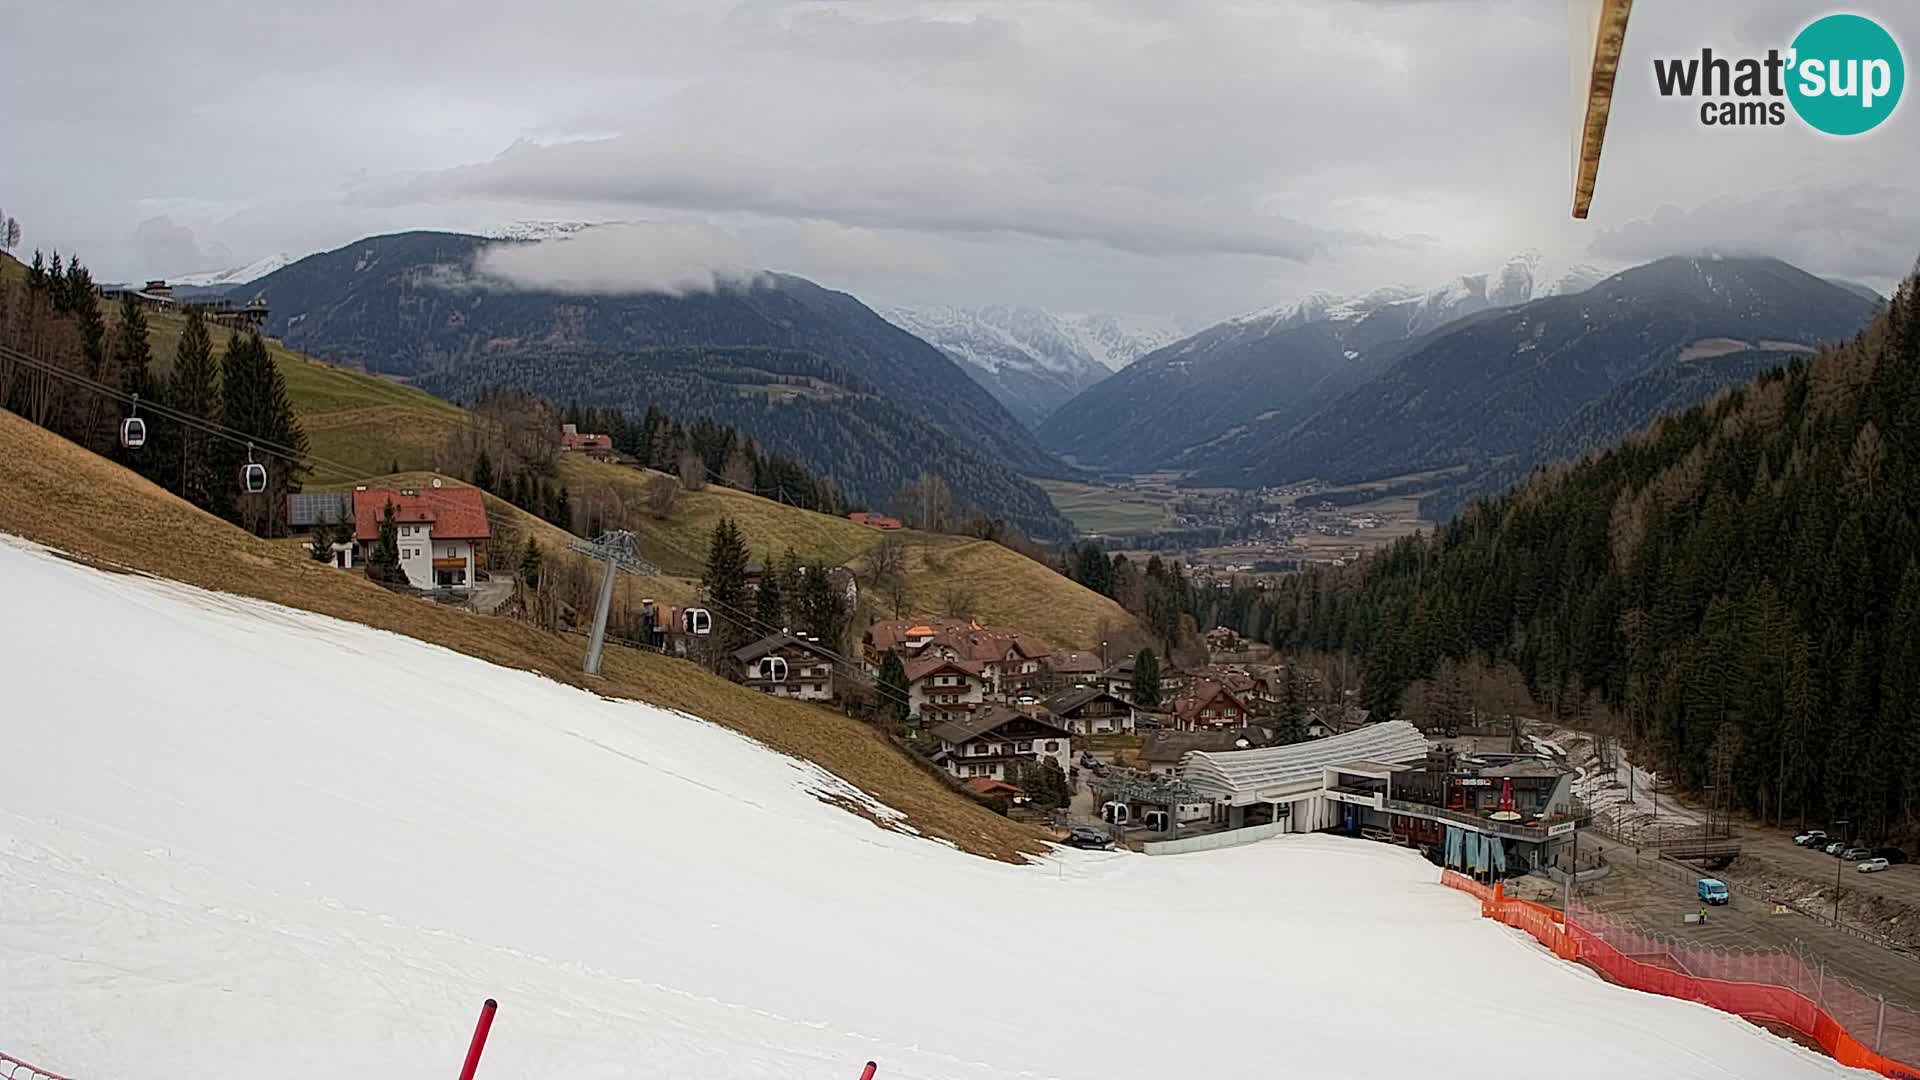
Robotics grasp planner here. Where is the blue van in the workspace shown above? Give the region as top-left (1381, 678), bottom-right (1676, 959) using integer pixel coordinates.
top-left (1697, 878), bottom-right (1730, 905)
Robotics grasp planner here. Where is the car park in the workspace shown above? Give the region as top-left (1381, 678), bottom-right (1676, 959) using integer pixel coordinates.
top-left (1859, 858), bottom-right (1892, 874)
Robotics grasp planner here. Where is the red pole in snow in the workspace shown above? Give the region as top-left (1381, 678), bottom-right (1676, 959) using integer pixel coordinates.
top-left (457, 998), bottom-right (499, 1080)
top-left (858, 1063), bottom-right (877, 1080)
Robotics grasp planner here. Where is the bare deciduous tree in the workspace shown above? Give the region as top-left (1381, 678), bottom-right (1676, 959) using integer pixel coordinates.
top-left (941, 584), bottom-right (977, 620)
top-left (678, 451), bottom-right (708, 491)
top-left (648, 474), bottom-right (679, 519)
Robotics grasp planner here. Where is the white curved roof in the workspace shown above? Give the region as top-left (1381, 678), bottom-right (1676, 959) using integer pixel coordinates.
top-left (1182, 721), bottom-right (1431, 804)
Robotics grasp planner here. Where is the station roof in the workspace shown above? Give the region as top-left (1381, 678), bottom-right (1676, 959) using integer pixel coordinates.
top-left (1182, 721), bottom-right (1431, 805)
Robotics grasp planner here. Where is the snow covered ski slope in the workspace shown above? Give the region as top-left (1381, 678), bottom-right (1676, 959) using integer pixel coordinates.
top-left (0, 538), bottom-right (1864, 1079)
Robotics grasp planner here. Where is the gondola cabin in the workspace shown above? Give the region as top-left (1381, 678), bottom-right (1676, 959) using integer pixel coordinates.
top-left (119, 417), bottom-right (146, 449)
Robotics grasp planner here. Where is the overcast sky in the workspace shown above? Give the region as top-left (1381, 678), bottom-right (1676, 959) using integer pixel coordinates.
top-left (3, 1), bottom-right (1916, 322)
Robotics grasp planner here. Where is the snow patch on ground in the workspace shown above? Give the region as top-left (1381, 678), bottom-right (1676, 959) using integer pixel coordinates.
top-left (0, 537), bottom-right (1854, 1079)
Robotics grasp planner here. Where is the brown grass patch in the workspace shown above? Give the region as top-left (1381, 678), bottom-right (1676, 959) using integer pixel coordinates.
top-left (0, 410), bottom-right (1043, 862)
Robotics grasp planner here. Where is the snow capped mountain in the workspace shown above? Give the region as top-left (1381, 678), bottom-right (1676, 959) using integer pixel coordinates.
top-left (1038, 252), bottom-right (1616, 473)
top-left (482, 219), bottom-right (598, 242)
top-left (1226, 252), bottom-right (1610, 340)
top-left (164, 253), bottom-right (292, 288)
top-left (883, 305), bottom-right (1188, 428)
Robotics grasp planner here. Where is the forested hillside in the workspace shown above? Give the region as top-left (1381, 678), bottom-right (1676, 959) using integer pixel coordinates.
top-left (1216, 267), bottom-right (1920, 841)
top-left (243, 231), bottom-right (1072, 537)
top-left (417, 346), bottom-right (1070, 537)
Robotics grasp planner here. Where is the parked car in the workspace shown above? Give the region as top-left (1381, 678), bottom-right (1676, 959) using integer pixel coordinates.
top-left (1843, 847), bottom-right (1873, 861)
top-left (1065, 826), bottom-right (1113, 850)
top-left (1826, 841), bottom-right (1848, 856)
top-left (1795, 830), bottom-right (1827, 847)
top-left (1873, 847), bottom-right (1908, 864)
top-left (1859, 858), bottom-right (1892, 874)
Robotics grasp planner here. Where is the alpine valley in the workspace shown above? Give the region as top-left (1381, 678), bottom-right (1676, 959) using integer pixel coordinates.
top-left (238, 231), bottom-right (1075, 538)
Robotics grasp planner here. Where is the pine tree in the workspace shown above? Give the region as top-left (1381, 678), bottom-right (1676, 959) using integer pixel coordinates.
top-left (877, 649), bottom-right (911, 728)
top-left (756, 552), bottom-right (787, 630)
top-left (519, 536), bottom-right (544, 592)
top-left (365, 502), bottom-right (407, 586)
top-left (111, 292), bottom-right (157, 477)
top-left (703, 517), bottom-right (752, 650)
top-left (169, 310), bottom-right (221, 513)
top-left (553, 485), bottom-right (573, 532)
top-left (1132, 648), bottom-right (1162, 709)
top-left (309, 514), bottom-right (339, 562)
top-left (474, 449), bottom-right (495, 493)
top-left (217, 333), bottom-right (306, 535)
top-left (1277, 664), bottom-right (1309, 744)
top-left (799, 561), bottom-right (848, 650)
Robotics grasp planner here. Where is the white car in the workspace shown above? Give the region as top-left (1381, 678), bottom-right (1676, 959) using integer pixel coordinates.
top-left (1859, 858), bottom-right (1891, 873)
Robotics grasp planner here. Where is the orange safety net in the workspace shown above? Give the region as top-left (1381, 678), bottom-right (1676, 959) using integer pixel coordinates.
top-left (1436, 872), bottom-right (1920, 1079)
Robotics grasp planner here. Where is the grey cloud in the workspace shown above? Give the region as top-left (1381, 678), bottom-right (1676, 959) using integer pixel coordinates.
top-left (131, 217), bottom-right (234, 276)
top-left (9, 1), bottom-right (1917, 317)
top-left (472, 222), bottom-right (766, 296)
top-left (1588, 186), bottom-right (1920, 286)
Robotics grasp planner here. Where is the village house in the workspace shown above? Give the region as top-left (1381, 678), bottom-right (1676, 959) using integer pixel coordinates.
top-left (1046, 650), bottom-right (1104, 691)
top-left (847, 511), bottom-right (903, 530)
top-left (1042, 687), bottom-right (1136, 736)
top-left (1101, 657), bottom-right (1188, 702)
top-left (352, 486), bottom-right (490, 591)
top-left (731, 633), bottom-right (836, 701)
top-left (932, 705), bottom-right (1073, 783)
top-left (905, 657), bottom-right (988, 722)
top-left (1170, 678), bottom-right (1253, 733)
top-left (1204, 626), bottom-right (1242, 652)
top-left (287, 492), bottom-right (358, 569)
top-left (863, 619), bottom-right (1051, 700)
top-left (559, 423), bottom-right (615, 458)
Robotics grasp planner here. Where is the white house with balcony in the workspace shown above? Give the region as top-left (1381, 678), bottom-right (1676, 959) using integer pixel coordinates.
top-left (351, 485), bottom-right (491, 592)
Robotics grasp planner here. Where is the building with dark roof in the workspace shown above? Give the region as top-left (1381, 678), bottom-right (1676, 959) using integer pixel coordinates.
top-left (931, 704), bottom-right (1073, 784)
top-left (730, 633), bottom-right (837, 701)
top-left (1042, 687), bottom-right (1136, 735)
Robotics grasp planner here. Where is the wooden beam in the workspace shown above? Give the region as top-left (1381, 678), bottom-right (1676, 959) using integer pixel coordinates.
top-left (1572, 0), bottom-right (1635, 219)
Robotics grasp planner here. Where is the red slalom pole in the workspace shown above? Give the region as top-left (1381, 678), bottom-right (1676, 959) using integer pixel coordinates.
top-left (457, 998), bottom-right (499, 1080)
top-left (858, 1063), bottom-right (877, 1080)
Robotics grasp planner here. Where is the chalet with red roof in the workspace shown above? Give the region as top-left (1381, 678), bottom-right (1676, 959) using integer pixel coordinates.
top-left (862, 618), bottom-right (1051, 700)
top-left (905, 657), bottom-right (988, 722)
top-left (559, 423), bottom-right (614, 458)
top-left (847, 511), bottom-right (902, 530)
top-left (1170, 678), bottom-right (1253, 733)
top-left (352, 485), bottom-right (491, 591)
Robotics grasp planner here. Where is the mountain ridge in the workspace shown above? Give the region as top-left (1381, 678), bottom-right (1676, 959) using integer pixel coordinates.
top-left (882, 305), bottom-right (1187, 428)
top-left (240, 231), bottom-right (1074, 537)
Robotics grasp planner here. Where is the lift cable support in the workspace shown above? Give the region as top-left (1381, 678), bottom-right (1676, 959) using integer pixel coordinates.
top-left (570, 530), bottom-right (660, 676)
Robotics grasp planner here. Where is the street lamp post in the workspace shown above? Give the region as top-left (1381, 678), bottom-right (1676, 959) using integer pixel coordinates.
top-left (1832, 819), bottom-right (1852, 927)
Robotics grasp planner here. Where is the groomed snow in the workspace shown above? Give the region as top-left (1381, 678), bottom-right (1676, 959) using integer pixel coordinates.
top-left (0, 538), bottom-right (1861, 1079)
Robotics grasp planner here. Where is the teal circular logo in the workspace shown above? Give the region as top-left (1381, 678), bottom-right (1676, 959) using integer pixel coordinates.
top-left (1788, 14), bottom-right (1904, 135)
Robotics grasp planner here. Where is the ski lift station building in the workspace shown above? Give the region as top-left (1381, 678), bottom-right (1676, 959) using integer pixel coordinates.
top-left (1179, 720), bottom-right (1586, 872)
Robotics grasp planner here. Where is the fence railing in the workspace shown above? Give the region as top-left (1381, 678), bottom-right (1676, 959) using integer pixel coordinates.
top-left (1439, 871), bottom-right (1920, 1079)
top-left (1, 1052), bottom-right (75, 1080)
